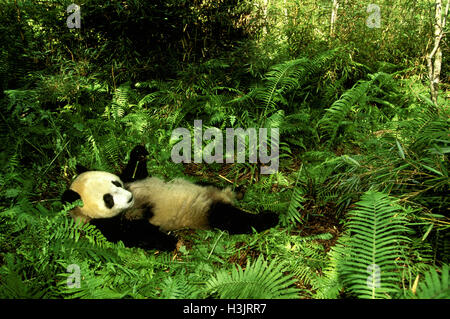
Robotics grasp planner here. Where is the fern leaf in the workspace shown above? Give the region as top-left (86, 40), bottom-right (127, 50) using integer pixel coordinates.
top-left (281, 167), bottom-right (305, 226)
top-left (415, 264), bottom-right (449, 299)
top-left (319, 80), bottom-right (370, 141)
top-left (282, 187), bottom-right (305, 226)
top-left (312, 235), bottom-right (350, 299)
top-left (259, 58), bottom-right (307, 110)
top-left (259, 49), bottom-right (340, 112)
top-left (319, 72), bottom-right (393, 142)
top-left (206, 256), bottom-right (298, 299)
top-left (341, 191), bottom-right (410, 299)
top-left (158, 276), bottom-right (198, 299)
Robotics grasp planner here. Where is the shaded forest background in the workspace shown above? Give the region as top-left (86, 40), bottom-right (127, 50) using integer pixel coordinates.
top-left (0, 0), bottom-right (448, 299)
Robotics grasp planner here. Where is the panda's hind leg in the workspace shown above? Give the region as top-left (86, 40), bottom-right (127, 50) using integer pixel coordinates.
top-left (208, 203), bottom-right (278, 234)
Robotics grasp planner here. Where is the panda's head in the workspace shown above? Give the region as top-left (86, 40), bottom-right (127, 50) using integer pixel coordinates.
top-left (62, 171), bottom-right (134, 222)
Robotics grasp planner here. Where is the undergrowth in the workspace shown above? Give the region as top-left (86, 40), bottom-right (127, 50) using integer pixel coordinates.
top-left (0, 44), bottom-right (448, 299)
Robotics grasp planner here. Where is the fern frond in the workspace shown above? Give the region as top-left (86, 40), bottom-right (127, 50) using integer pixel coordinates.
top-left (158, 276), bottom-right (198, 299)
top-left (206, 256), bottom-right (298, 299)
top-left (263, 109), bottom-right (285, 128)
top-left (113, 83), bottom-right (131, 107)
top-left (284, 187), bottom-right (305, 225)
top-left (415, 264), bottom-right (449, 299)
top-left (259, 49), bottom-right (340, 112)
top-left (86, 135), bottom-right (102, 166)
top-left (341, 191), bottom-right (410, 299)
top-left (319, 80), bottom-right (370, 141)
top-left (319, 72), bottom-right (394, 142)
top-left (312, 235), bottom-right (350, 299)
top-left (281, 167), bottom-right (305, 226)
top-left (258, 58), bottom-right (307, 110)
top-left (105, 82), bottom-right (138, 120)
top-left (48, 215), bottom-right (121, 263)
top-left (102, 138), bottom-right (121, 167)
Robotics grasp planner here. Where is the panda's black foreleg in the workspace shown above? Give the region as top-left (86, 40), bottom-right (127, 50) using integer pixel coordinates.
top-left (208, 202), bottom-right (278, 234)
top-left (120, 145), bottom-right (149, 183)
top-left (90, 215), bottom-right (177, 251)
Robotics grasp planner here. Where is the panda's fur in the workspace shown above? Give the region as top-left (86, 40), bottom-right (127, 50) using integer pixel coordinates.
top-left (62, 146), bottom-right (278, 250)
top-left (125, 177), bottom-right (236, 231)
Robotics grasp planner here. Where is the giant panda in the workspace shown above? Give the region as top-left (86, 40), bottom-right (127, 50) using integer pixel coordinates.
top-left (62, 145), bottom-right (279, 251)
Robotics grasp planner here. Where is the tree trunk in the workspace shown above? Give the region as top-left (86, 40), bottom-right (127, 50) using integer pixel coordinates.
top-left (426, 0), bottom-right (449, 106)
top-left (330, 0), bottom-right (339, 38)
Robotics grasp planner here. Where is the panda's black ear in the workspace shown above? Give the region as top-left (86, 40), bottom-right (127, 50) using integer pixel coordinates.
top-left (75, 164), bottom-right (89, 174)
top-left (62, 189), bottom-right (81, 204)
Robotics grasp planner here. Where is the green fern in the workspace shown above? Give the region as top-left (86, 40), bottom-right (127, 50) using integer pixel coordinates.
top-left (85, 134), bottom-right (102, 167)
top-left (258, 58), bottom-right (308, 110)
top-left (318, 80), bottom-right (370, 141)
top-left (102, 138), bottom-right (121, 167)
top-left (105, 82), bottom-right (138, 120)
top-left (137, 81), bottom-right (171, 108)
top-left (0, 254), bottom-right (47, 298)
top-left (415, 264), bottom-right (449, 299)
top-left (312, 235), bottom-right (350, 299)
top-left (284, 234), bottom-right (332, 289)
top-left (255, 49), bottom-right (339, 120)
top-left (206, 255), bottom-right (299, 299)
top-left (340, 191), bottom-right (410, 299)
top-left (158, 276), bottom-right (198, 299)
top-left (284, 187), bottom-right (305, 225)
top-left (318, 72), bottom-right (394, 142)
top-left (281, 167), bottom-right (305, 226)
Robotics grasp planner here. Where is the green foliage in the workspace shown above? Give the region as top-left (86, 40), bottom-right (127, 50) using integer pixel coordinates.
top-left (262, 231), bottom-right (333, 298)
top-left (248, 49), bottom-right (340, 120)
top-left (282, 167), bottom-right (306, 226)
top-left (0, 0), bottom-right (448, 300)
top-left (158, 276), bottom-right (199, 299)
top-left (318, 72), bottom-right (396, 143)
top-left (206, 255), bottom-right (299, 299)
top-left (415, 264), bottom-right (449, 299)
top-left (311, 190), bottom-right (449, 300)
top-left (311, 235), bottom-right (349, 299)
top-left (340, 191), bottom-right (410, 299)
top-left (0, 198), bottom-right (179, 299)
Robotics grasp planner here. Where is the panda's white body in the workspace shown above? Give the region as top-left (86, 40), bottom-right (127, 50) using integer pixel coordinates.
top-left (124, 177), bottom-right (236, 231)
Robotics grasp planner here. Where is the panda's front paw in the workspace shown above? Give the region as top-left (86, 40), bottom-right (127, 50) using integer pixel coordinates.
top-left (130, 145), bottom-right (149, 162)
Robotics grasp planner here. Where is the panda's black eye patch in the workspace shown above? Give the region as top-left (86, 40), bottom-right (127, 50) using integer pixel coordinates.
top-left (103, 194), bottom-right (115, 209)
top-left (111, 181), bottom-right (123, 188)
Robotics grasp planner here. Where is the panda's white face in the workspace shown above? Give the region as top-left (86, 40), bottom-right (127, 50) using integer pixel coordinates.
top-left (69, 171), bottom-right (134, 219)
